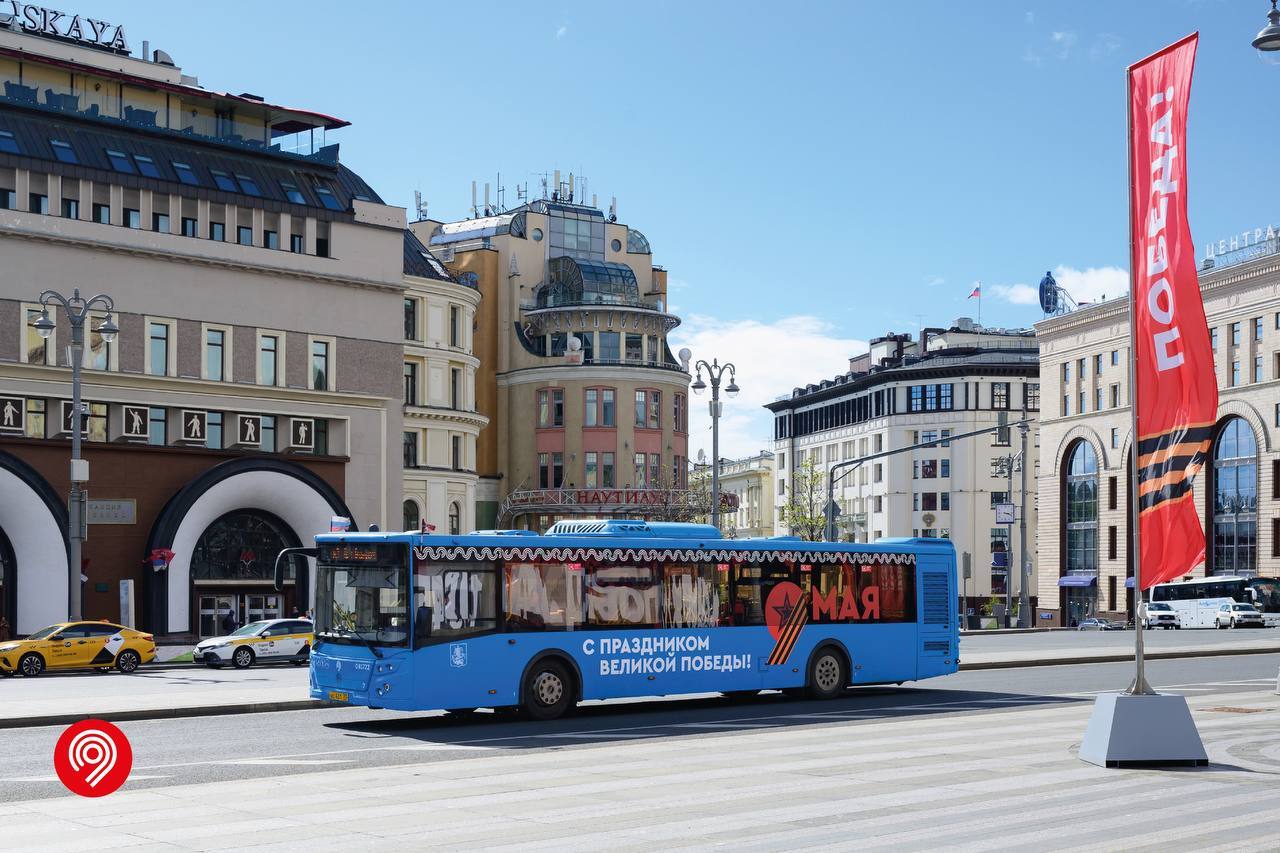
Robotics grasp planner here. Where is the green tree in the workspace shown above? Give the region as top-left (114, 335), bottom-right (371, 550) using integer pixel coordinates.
top-left (779, 457), bottom-right (827, 541)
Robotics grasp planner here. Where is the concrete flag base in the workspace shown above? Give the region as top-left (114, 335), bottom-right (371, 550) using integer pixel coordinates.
top-left (1079, 692), bottom-right (1208, 768)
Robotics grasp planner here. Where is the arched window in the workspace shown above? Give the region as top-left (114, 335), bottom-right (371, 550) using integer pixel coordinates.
top-left (1212, 417), bottom-right (1257, 576)
top-left (403, 499), bottom-right (421, 533)
top-left (1064, 441), bottom-right (1098, 575)
top-left (190, 510), bottom-right (299, 581)
top-left (448, 502), bottom-right (461, 535)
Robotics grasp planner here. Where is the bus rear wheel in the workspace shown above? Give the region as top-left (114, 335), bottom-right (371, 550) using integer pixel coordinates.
top-left (522, 660), bottom-right (574, 721)
top-left (807, 647), bottom-right (847, 700)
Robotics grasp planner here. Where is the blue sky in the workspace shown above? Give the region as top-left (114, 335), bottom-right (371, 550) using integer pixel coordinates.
top-left (98, 0), bottom-right (1268, 457)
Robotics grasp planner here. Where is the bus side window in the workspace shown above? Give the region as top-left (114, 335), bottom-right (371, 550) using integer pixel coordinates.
top-left (587, 564), bottom-right (659, 628)
top-left (661, 564), bottom-right (720, 628)
top-left (503, 562), bottom-right (583, 631)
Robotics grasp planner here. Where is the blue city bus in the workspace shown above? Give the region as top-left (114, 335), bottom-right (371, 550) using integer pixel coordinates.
top-left (281, 520), bottom-right (958, 720)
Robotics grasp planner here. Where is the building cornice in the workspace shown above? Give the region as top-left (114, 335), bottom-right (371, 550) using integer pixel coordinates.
top-left (402, 405), bottom-right (489, 431)
top-left (0, 221), bottom-right (404, 295)
top-left (403, 274), bottom-right (483, 304)
top-left (497, 365), bottom-right (691, 387)
top-left (402, 344), bottom-right (481, 368)
top-left (0, 363), bottom-right (394, 409)
top-left (767, 359), bottom-right (1038, 412)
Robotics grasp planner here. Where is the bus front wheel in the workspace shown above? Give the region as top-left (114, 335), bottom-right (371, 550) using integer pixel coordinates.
top-left (522, 660), bottom-right (575, 721)
top-left (807, 648), bottom-right (847, 700)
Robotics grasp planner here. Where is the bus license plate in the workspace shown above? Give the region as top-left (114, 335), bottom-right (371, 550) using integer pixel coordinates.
top-left (328, 690), bottom-right (349, 703)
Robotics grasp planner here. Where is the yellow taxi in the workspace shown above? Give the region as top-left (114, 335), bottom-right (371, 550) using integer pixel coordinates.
top-left (0, 621), bottom-right (156, 677)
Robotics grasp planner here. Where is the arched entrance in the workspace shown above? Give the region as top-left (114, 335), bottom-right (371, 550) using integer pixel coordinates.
top-left (1209, 416), bottom-right (1257, 576)
top-left (0, 449), bottom-right (68, 634)
top-left (1061, 440), bottom-right (1099, 626)
top-left (146, 458), bottom-right (353, 635)
top-left (190, 509), bottom-right (301, 637)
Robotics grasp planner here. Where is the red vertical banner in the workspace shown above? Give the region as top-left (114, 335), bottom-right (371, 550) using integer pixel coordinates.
top-left (1128, 34), bottom-right (1218, 589)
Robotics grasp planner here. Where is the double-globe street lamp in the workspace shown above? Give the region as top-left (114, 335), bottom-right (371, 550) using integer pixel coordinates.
top-left (690, 358), bottom-right (739, 531)
top-left (33, 289), bottom-right (119, 621)
top-left (1254, 1), bottom-right (1280, 57)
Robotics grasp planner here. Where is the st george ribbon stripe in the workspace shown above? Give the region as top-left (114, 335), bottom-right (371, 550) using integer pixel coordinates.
top-left (1136, 423), bottom-right (1215, 467)
top-left (1138, 479), bottom-right (1194, 513)
top-left (767, 592), bottom-right (810, 666)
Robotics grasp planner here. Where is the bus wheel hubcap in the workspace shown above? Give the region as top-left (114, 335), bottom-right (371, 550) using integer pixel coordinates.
top-left (816, 657), bottom-right (839, 691)
top-left (534, 672), bottom-right (563, 706)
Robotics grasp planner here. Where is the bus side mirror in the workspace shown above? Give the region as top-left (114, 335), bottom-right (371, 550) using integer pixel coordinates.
top-left (273, 548), bottom-right (317, 592)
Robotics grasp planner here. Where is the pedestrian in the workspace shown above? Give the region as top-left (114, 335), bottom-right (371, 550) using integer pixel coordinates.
top-left (289, 606), bottom-right (301, 619)
top-left (0, 615), bottom-right (9, 641)
top-left (221, 607), bottom-right (237, 635)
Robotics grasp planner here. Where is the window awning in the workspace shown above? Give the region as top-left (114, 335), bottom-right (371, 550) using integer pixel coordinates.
top-left (1058, 575), bottom-right (1098, 587)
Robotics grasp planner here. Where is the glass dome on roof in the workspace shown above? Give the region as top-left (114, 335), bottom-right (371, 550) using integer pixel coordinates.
top-left (535, 256), bottom-right (641, 308)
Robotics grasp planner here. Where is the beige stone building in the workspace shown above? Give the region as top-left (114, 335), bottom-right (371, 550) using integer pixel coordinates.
top-left (691, 451), bottom-right (776, 538)
top-left (0, 18), bottom-right (405, 636)
top-left (400, 232), bottom-right (487, 534)
top-left (411, 180), bottom-right (690, 530)
top-left (768, 319), bottom-right (1041, 615)
top-left (1036, 242), bottom-right (1280, 626)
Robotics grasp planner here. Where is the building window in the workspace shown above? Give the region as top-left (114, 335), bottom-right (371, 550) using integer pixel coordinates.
top-left (148, 322), bottom-right (170, 376)
top-left (1254, 356), bottom-right (1263, 384)
top-left (1111, 427), bottom-right (1119, 449)
top-left (940, 492), bottom-right (950, 511)
top-left (449, 502), bottom-right (461, 535)
top-left (311, 340), bottom-right (330, 391)
top-left (61, 198), bottom-right (78, 219)
top-left (92, 202), bottom-right (109, 224)
top-left (237, 226), bottom-right (253, 246)
top-left (403, 362), bottom-right (417, 405)
top-left (281, 182), bottom-right (305, 204)
top-left (921, 492), bottom-right (938, 511)
top-left (539, 452), bottom-right (564, 489)
top-left (1094, 354), bottom-right (1103, 374)
top-left (403, 500), bottom-right (420, 532)
top-left (909, 385), bottom-right (923, 412)
top-left (313, 419), bottom-right (328, 455)
top-left (449, 305), bottom-right (461, 348)
top-left (148, 407), bottom-right (166, 446)
top-left (206, 329), bottom-right (225, 381)
top-left (403, 432), bottom-right (418, 468)
top-left (674, 393), bottom-right (686, 432)
top-left (313, 184), bottom-right (343, 211)
top-left (264, 230), bottom-right (279, 250)
top-left (601, 389), bottom-right (616, 426)
top-left (0, 130), bottom-right (18, 153)
top-left (207, 412), bottom-right (223, 450)
top-left (874, 463), bottom-right (883, 483)
top-left (585, 452), bottom-right (599, 487)
top-left (1062, 363), bottom-right (1070, 382)
top-left (210, 221), bottom-right (225, 241)
top-left (24, 192), bottom-right (47, 214)
top-left (1078, 391), bottom-right (1086, 413)
top-left (290, 234), bottom-right (304, 253)
top-left (538, 389), bottom-right (564, 427)
top-left (598, 332), bottom-right (620, 362)
top-left (992, 382), bottom-right (1010, 409)
top-left (1062, 395), bottom-right (1069, 416)
top-left (259, 335), bottom-right (279, 386)
top-left (585, 389), bottom-right (598, 427)
top-left (1211, 328), bottom-right (1218, 350)
top-left (260, 416), bottom-right (276, 451)
top-left (1095, 387), bottom-right (1104, 412)
top-left (648, 391), bottom-right (661, 429)
top-left (1231, 361), bottom-right (1240, 387)
top-left (1065, 440), bottom-right (1099, 576)
top-left (634, 452), bottom-right (647, 487)
top-left (1255, 317), bottom-right (1264, 342)
top-left (134, 155), bottom-right (161, 178)
top-left (649, 453), bottom-right (661, 488)
top-left (1109, 384), bottom-right (1120, 408)
top-left (450, 367), bottom-right (462, 409)
top-left (124, 208), bottom-right (140, 229)
top-left (106, 149), bottom-right (134, 173)
top-left (173, 161), bottom-right (199, 185)
top-left (647, 335), bottom-right (659, 365)
top-left (1231, 322), bottom-right (1241, 347)
top-left (182, 217), bottom-right (197, 237)
top-left (602, 452), bottom-right (616, 487)
top-left (211, 170), bottom-right (237, 192)
top-left (153, 212), bottom-right (170, 233)
top-left (236, 174), bottom-right (261, 196)
top-left (990, 491), bottom-right (1008, 508)
top-left (635, 390), bottom-right (649, 428)
top-left (625, 334), bottom-right (643, 363)
top-left (1212, 417), bottom-right (1258, 576)
top-left (404, 298), bottom-right (417, 340)
top-left (25, 398), bottom-right (45, 438)
top-left (940, 459), bottom-right (950, 478)
top-left (452, 435), bottom-right (462, 471)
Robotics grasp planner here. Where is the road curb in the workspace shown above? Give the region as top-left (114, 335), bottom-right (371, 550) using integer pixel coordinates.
top-left (959, 643), bottom-right (1280, 671)
top-left (0, 699), bottom-right (328, 730)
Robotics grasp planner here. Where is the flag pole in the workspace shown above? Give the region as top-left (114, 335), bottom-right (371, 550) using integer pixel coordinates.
top-left (1125, 65), bottom-right (1154, 697)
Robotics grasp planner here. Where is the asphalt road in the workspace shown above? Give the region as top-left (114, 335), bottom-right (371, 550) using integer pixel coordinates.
top-left (0, 653), bottom-right (1274, 803)
top-left (962, 625), bottom-right (1279, 655)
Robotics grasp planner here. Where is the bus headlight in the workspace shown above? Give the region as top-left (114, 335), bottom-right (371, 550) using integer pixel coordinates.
top-left (376, 682), bottom-right (392, 696)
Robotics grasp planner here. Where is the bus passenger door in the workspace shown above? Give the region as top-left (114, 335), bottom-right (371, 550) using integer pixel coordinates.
top-left (917, 562), bottom-right (956, 678)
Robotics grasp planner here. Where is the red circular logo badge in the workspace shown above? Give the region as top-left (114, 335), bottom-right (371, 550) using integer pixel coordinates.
top-left (764, 581), bottom-right (804, 640)
top-left (53, 719), bottom-right (132, 797)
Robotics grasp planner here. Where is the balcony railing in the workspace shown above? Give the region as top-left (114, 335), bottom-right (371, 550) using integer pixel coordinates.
top-left (521, 294), bottom-right (668, 312)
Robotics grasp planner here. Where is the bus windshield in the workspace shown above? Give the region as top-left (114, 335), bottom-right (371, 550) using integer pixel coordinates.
top-left (315, 543), bottom-right (410, 647)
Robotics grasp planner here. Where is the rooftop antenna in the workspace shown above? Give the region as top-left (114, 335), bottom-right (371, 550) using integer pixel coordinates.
top-left (592, 193), bottom-right (598, 209)
top-left (580, 176), bottom-right (588, 207)
top-left (538, 173), bottom-right (550, 200)
top-left (413, 190), bottom-right (428, 222)
top-left (568, 173), bottom-right (575, 203)
top-left (484, 182), bottom-right (491, 217)
top-left (553, 170), bottom-right (561, 202)
top-left (517, 181), bottom-right (529, 203)
top-left (470, 181), bottom-right (478, 218)
top-left (495, 172), bottom-right (506, 212)
top-left (609, 196), bottom-right (617, 222)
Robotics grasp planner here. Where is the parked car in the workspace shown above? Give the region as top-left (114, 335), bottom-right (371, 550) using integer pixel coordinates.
top-left (1077, 618), bottom-right (1111, 631)
top-left (1141, 602), bottom-right (1181, 630)
top-left (0, 621), bottom-right (155, 677)
top-left (1214, 603), bottom-right (1265, 629)
top-left (193, 618), bottom-right (313, 669)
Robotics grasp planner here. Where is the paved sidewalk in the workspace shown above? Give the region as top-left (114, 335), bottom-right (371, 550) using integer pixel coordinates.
top-left (3, 688), bottom-right (1277, 851)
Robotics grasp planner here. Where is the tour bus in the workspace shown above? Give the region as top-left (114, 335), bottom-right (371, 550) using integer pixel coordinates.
top-left (275, 520), bottom-right (958, 720)
top-left (1149, 575), bottom-right (1280, 628)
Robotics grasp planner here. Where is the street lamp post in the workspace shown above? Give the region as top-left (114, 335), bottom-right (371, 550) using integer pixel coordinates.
top-left (33, 289), bottom-right (118, 622)
top-left (1254, 1), bottom-right (1280, 56)
top-left (690, 358), bottom-right (739, 531)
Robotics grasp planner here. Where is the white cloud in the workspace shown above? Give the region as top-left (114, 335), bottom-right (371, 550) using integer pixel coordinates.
top-left (926, 276), bottom-right (946, 288)
top-left (1089, 33), bottom-right (1122, 61)
top-left (668, 315), bottom-right (867, 463)
top-left (555, 25), bottom-right (567, 39)
top-left (1024, 10), bottom-right (1034, 25)
top-left (1051, 30), bottom-right (1078, 59)
top-left (1022, 46), bottom-right (1043, 66)
top-left (989, 264), bottom-right (1128, 308)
